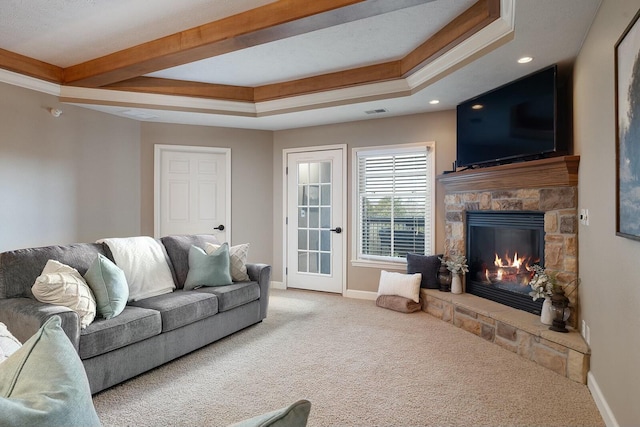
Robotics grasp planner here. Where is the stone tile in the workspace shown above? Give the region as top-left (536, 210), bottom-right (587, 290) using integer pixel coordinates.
top-left (540, 329), bottom-right (590, 353)
top-left (540, 187), bottom-right (576, 210)
top-left (560, 215), bottom-right (577, 233)
top-left (446, 211), bottom-right (463, 222)
top-left (465, 202), bottom-right (480, 211)
top-left (462, 193), bottom-right (479, 202)
top-left (481, 323), bottom-right (495, 341)
top-left (567, 350), bottom-right (589, 383)
top-left (454, 316), bottom-right (481, 336)
top-left (544, 212), bottom-right (558, 233)
top-left (477, 313), bottom-right (495, 325)
top-left (540, 338), bottom-right (570, 354)
top-left (496, 322), bottom-right (518, 341)
top-left (451, 222), bottom-right (464, 239)
top-left (492, 190), bottom-right (518, 199)
top-left (517, 189), bottom-right (540, 199)
top-left (544, 234), bottom-right (564, 244)
top-left (565, 256), bottom-right (578, 273)
top-left (565, 235), bottom-right (578, 256)
top-left (490, 309), bottom-right (546, 336)
top-left (455, 305), bottom-right (477, 318)
top-left (495, 335), bottom-right (518, 353)
top-left (532, 345), bottom-right (567, 376)
top-left (493, 199), bottom-right (523, 210)
top-left (479, 192), bottom-right (492, 209)
top-left (422, 289), bottom-right (452, 303)
top-left (517, 332), bottom-right (534, 358)
top-left (544, 243), bottom-right (563, 270)
top-left (523, 199), bottom-right (540, 210)
top-left (451, 294), bottom-right (511, 318)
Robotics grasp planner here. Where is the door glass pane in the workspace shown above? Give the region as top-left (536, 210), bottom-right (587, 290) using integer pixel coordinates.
top-left (309, 252), bottom-right (319, 273)
top-left (296, 160), bottom-right (333, 276)
top-left (320, 253), bottom-right (330, 274)
top-left (298, 230), bottom-right (307, 250)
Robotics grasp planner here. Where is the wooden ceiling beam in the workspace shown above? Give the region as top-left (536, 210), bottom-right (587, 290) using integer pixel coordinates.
top-left (0, 48), bottom-right (63, 83)
top-left (401, 0), bottom-right (500, 75)
top-left (63, 0), bottom-right (431, 88)
top-left (104, 77), bottom-right (254, 102)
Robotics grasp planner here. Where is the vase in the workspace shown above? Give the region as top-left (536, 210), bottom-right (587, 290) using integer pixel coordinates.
top-left (540, 297), bottom-right (553, 325)
top-left (451, 274), bottom-right (463, 294)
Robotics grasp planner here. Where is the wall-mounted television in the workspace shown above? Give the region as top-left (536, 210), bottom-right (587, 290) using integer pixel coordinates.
top-left (456, 65), bottom-right (571, 169)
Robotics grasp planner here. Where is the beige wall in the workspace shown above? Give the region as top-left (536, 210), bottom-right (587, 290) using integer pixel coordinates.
top-left (0, 82), bottom-right (141, 251)
top-left (272, 110), bottom-right (456, 291)
top-left (574, 0), bottom-right (640, 424)
top-left (139, 122), bottom-right (274, 264)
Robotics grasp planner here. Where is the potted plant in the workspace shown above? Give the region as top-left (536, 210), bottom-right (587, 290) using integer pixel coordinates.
top-left (439, 255), bottom-right (468, 294)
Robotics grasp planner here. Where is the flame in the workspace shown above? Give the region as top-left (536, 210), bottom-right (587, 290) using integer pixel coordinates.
top-left (494, 252), bottom-right (525, 268)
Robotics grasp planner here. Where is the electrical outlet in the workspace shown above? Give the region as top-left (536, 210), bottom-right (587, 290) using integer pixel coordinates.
top-left (580, 208), bottom-right (589, 226)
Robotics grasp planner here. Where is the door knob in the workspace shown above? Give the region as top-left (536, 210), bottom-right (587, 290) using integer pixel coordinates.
top-left (330, 226), bottom-right (342, 234)
top-left (214, 225), bottom-right (225, 231)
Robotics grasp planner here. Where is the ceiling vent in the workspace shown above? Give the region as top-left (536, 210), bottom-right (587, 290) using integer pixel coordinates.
top-left (364, 108), bottom-right (388, 115)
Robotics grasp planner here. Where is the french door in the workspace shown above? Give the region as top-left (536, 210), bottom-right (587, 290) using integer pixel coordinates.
top-left (285, 147), bottom-right (345, 293)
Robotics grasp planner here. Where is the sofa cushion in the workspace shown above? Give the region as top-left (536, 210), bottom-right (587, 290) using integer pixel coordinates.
top-left (84, 254), bottom-right (129, 320)
top-left (129, 291), bottom-right (218, 332)
top-left (184, 244), bottom-right (233, 290)
top-left (79, 305), bottom-right (161, 359)
top-left (160, 234), bottom-right (221, 289)
top-left (32, 260), bottom-right (97, 329)
top-left (195, 282), bottom-right (260, 312)
top-left (0, 316), bottom-right (101, 427)
top-left (206, 242), bottom-right (250, 282)
top-left (0, 243), bottom-right (108, 299)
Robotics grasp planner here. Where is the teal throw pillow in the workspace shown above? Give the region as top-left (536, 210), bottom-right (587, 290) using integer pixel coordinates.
top-left (84, 253), bottom-right (129, 319)
top-left (0, 316), bottom-right (101, 427)
top-left (228, 399), bottom-right (311, 427)
top-left (184, 243), bottom-right (232, 291)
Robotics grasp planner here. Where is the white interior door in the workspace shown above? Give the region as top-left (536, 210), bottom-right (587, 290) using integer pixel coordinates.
top-left (155, 145), bottom-right (230, 241)
top-left (286, 147), bottom-right (345, 294)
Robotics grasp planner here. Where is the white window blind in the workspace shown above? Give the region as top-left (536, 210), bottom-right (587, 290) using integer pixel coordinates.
top-left (356, 145), bottom-right (433, 262)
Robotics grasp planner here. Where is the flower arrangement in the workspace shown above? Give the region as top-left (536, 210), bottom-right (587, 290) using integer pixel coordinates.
top-left (528, 264), bottom-right (558, 300)
top-left (439, 255), bottom-right (469, 275)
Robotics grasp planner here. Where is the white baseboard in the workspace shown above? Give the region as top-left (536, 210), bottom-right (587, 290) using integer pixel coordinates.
top-left (588, 371), bottom-right (619, 427)
top-left (344, 289), bottom-right (378, 300)
top-left (270, 281), bottom-right (286, 290)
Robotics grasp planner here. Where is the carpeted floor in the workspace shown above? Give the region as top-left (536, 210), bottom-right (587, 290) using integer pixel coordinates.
top-left (93, 289), bottom-right (604, 427)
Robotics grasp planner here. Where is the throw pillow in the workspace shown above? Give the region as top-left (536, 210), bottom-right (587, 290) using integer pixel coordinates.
top-left (228, 399), bottom-right (311, 427)
top-left (376, 295), bottom-right (422, 313)
top-left (84, 254), bottom-right (129, 319)
top-left (377, 270), bottom-right (421, 303)
top-left (0, 316), bottom-right (101, 427)
top-left (406, 253), bottom-right (443, 289)
top-left (184, 244), bottom-right (233, 291)
top-left (205, 242), bottom-right (250, 282)
top-left (32, 260), bottom-right (96, 328)
top-left (0, 323), bottom-right (21, 364)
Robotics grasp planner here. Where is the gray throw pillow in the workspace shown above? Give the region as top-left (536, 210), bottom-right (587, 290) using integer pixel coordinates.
top-left (184, 244), bottom-right (233, 290)
top-left (0, 316), bottom-right (101, 427)
top-left (406, 253), bottom-right (442, 289)
top-left (228, 399), bottom-right (311, 427)
top-left (84, 253), bottom-right (129, 319)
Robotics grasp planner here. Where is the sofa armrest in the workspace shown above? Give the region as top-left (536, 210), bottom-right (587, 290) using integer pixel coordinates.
top-left (0, 298), bottom-right (80, 350)
top-left (246, 263), bottom-right (271, 320)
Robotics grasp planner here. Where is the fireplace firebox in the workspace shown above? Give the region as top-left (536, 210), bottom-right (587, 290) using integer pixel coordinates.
top-left (466, 211), bottom-right (545, 315)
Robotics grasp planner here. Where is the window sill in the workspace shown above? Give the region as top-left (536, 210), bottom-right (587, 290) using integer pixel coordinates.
top-left (350, 259), bottom-right (407, 270)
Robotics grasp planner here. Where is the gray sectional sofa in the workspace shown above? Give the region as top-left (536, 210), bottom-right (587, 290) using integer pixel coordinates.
top-left (0, 234), bottom-right (271, 394)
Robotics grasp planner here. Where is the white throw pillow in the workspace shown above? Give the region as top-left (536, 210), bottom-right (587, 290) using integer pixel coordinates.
top-left (377, 270), bottom-right (422, 303)
top-left (32, 260), bottom-right (97, 328)
top-left (205, 242), bottom-right (250, 282)
top-left (0, 322), bottom-right (21, 364)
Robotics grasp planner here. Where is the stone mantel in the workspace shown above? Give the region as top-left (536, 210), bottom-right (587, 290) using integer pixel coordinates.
top-left (437, 155), bottom-right (580, 192)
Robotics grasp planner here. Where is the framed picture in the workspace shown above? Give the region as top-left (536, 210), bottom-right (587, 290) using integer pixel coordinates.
top-left (615, 9), bottom-right (640, 240)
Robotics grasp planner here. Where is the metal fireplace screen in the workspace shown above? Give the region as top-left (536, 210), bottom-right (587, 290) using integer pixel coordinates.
top-left (466, 211), bottom-right (545, 315)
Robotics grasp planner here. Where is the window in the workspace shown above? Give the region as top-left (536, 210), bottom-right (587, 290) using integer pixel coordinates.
top-left (353, 143), bottom-right (434, 266)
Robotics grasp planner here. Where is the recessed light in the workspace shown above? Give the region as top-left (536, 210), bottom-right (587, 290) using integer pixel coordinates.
top-left (364, 108), bottom-right (388, 115)
top-left (429, 99), bottom-right (440, 105)
top-left (518, 56), bottom-right (533, 64)
top-left (471, 104), bottom-right (484, 110)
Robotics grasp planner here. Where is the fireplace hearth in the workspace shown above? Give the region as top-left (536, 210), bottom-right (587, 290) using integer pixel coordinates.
top-left (466, 211), bottom-right (545, 315)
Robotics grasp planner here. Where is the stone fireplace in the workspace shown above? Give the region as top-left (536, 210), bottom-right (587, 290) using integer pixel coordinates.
top-left (421, 156), bottom-right (589, 384)
top-left (439, 155), bottom-right (580, 326)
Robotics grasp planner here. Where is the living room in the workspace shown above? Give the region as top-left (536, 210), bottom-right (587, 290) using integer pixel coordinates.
top-left (0, 0), bottom-right (638, 425)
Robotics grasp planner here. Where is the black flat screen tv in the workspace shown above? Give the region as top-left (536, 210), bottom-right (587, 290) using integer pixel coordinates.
top-left (456, 64), bottom-right (571, 168)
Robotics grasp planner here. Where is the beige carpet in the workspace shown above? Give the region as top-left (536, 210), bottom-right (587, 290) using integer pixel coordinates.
top-left (93, 289), bottom-right (604, 427)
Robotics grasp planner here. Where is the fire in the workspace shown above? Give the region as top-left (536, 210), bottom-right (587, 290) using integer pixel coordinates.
top-left (480, 251), bottom-right (537, 286)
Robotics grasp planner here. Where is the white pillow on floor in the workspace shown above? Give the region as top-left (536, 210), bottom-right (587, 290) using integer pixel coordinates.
top-left (377, 270), bottom-right (422, 303)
